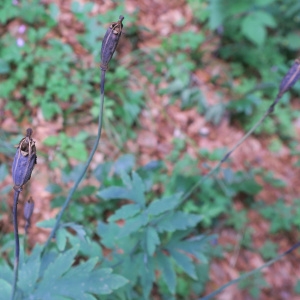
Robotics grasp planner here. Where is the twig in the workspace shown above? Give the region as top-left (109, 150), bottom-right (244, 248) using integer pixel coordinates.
top-left (200, 241), bottom-right (300, 300)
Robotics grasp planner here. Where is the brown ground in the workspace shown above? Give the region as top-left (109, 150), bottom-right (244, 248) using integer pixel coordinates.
top-left (1, 1), bottom-right (300, 299)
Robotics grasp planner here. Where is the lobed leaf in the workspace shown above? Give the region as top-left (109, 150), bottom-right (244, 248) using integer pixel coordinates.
top-left (156, 251), bottom-right (176, 294)
top-left (156, 212), bottom-right (202, 233)
top-left (108, 203), bottom-right (141, 222)
top-left (146, 227), bottom-right (160, 256)
top-left (146, 193), bottom-right (181, 216)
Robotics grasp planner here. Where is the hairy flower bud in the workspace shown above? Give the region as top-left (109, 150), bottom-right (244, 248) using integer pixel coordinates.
top-left (100, 15), bottom-right (124, 71)
top-left (12, 128), bottom-right (37, 191)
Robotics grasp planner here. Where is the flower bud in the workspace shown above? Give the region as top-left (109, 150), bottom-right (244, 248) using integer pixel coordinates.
top-left (278, 58), bottom-right (300, 97)
top-left (100, 15), bottom-right (124, 71)
top-left (24, 197), bottom-right (34, 221)
top-left (24, 197), bottom-right (34, 234)
top-left (12, 128), bottom-right (37, 191)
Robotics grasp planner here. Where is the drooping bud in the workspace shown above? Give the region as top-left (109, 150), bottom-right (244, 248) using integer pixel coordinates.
top-left (24, 197), bottom-right (34, 234)
top-left (100, 15), bottom-right (124, 71)
top-left (12, 128), bottom-right (37, 191)
top-left (278, 58), bottom-right (300, 97)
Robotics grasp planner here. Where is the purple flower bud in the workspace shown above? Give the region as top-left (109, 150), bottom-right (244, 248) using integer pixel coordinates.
top-left (100, 15), bottom-right (124, 71)
top-left (24, 197), bottom-right (34, 221)
top-left (24, 197), bottom-right (34, 234)
top-left (278, 59), bottom-right (300, 97)
top-left (12, 128), bottom-right (37, 191)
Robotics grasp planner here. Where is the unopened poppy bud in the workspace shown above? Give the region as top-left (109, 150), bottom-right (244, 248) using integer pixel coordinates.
top-left (100, 15), bottom-right (124, 71)
top-left (24, 197), bottom-right (34, 234)
top-left (12, 128), bottom-right (37, 191)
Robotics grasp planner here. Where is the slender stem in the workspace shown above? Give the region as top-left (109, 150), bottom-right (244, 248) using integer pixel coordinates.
top-left (11, 190), bottom-right (20, 300)
top-left (41, 72), bottom-right (106, 255)
top-left (181, 96), bottom-right (281, 203)
top-left (200, 241), bottom-right (300, 300)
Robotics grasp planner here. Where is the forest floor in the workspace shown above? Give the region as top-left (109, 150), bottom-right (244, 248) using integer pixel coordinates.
top-left (2, 1), bottom-right (300, 299)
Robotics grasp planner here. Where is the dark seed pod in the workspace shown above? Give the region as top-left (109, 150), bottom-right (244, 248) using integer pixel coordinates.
top-left (100, 15), bottom-right (124, 71)
top-left (24, 197), bottom-right (34, 234)
top-left (12, 128), bottom-right (37, 191)
top-left (278, 58), bottom-right (300, 97)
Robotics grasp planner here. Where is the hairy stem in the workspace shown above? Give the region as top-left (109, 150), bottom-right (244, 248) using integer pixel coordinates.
top-left (42, 73), bottom-right (106, 255)
top-left (11, 190), bottom-right (20, 300)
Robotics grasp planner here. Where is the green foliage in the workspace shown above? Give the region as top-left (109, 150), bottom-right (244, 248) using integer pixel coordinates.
top-left (204, 0), bottom-right (300, 138)
top-left (0, 242), bottom-right (127, 299)
top-left (259, 240), bottom-right (278, 260)
top-left (44, 132), bottom-right (89, 168)
top-left (1, 0), bottom-right (143, 147)
top-left (97, 171), bottom-right (212, 299)
top-left (2, 0), bottom-right (300, 299)
top-left (255, 199), bottom-right (297, 233)
top-left (238, 272), bottom-right (269, 299)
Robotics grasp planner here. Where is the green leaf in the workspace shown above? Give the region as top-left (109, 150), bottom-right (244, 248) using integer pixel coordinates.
top-left (36, 218), bottom-right (56, 228)
top-left (56, 228), bottom-right (67, 251)
top-left (118, 212), bottom-right (149, 237)
top-left (139, 255), bottom-right (155, 299)
top-left (147, 194), bottom-right (181, 216)
top-left (66, 142), bottom-right (87, 161)
top-left (146, 227), bottom-right (160, 256)
top-left (255, 0), bottom-right (275, 6)
top-left (49, 3), bottom-right (60, 22)
top-left (64, 223), bottom-right (86, 240)
top-left (43, 247), bottom-right (79, 281)
top-left (241, 13), bottom-right (266, 46)
top-left (18, 245), bottom-right (42, 294)
top-left (98, 173), bottom-right (145, 206)
top-left (156, 251), bottom-right (176, 294)
top-left (131, 172), bottom-right (146, 205)
top-left (113, 154), bottom-right (135, 175)
top-left (85, 268), bottom-right (128, 294)
top-left (33, 254), bottom-right (127, 299)
top-left (0, 261), bottom-right (13, 283)
top-left (41, 101), bottom-right (61, 120)
top-left (208, 0), bottom-right (225, 30)
top-left (0, 164), bottom-right (8, 181)
top-left (98, 186), bottom-right (131, 200)
top-left (156, 212), bottom-right (202, 233)
top-left (108, 204), bottom-right (141, 222)
top-left (237, 178), bottom-right (262, 195)
top-left (43, 135), bottom-right (58, 146)
top-left (0, 59), bottom-right (10, 74)
top-left (0, 279), bottom-right (11, 300)
top-left (254, 11), bottom-right (276, 27)
top-left (170, 250), bottom-right (197, 280)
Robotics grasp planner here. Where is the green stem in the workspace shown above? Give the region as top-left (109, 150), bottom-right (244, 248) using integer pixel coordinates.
top-left (181, 97), bottom-right (280, 203)
top-left (200, 241), bottom-right (300, 300)
top-left (41, 74), bottom-right (106, 255)
top-left (11, 190), bottom-right (20, 300)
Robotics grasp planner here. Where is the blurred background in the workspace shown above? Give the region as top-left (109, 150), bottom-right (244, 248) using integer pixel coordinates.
top-left (1, 0), bottom-right (300, 299)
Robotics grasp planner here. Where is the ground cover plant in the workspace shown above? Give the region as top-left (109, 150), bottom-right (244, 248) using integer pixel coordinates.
top-left (1, 0), bottom-right (300, 299)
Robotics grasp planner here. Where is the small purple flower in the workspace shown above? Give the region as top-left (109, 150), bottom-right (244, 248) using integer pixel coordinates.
top-left (16, 37), bottom-right (24, 47)
top-left (18, 24), bottom-right (26, 34)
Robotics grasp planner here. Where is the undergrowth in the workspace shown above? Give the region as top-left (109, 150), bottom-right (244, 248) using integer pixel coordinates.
top-left (1, 0), bottom-right (300, 299)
